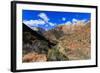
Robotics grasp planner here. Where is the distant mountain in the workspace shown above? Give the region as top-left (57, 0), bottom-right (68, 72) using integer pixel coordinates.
top-left (43, 28), bottom-right (63, 44)
top-left (30, 26), bottom-right (46, 35)
top-left (41, 20), bottom-right (90, 45)
top-left (54, 20), bottom-right (90, 34)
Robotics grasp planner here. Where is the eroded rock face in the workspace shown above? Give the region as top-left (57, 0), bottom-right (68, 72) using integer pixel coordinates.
top-left (43, 26), bottom-right (69, 45)
top-left (23, 52), bottom-right (47, 62)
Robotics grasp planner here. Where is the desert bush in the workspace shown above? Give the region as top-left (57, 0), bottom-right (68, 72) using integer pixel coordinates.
top-left (23, 39), bottom-right (49, 55)
top-left (47, 48), bottom-right (69, 61)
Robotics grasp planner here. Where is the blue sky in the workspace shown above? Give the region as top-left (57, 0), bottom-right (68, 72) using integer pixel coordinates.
top-left (22, 10), bottom-right (91, 30)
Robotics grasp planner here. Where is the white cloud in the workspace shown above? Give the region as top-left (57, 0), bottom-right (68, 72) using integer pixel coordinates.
top-left (38, 13), bottom-right (56, 26)
top-left (23, 19), bottom-right (45, 27)
top-left (65, 21), bottom-right (72, 25)
top-left (72, 18), bottom-right (88, 25)
top-left (76, 19), bottom-right (87, 25)
top-left (38, 13), bottom-right (49, 22)
top-left (62, 17), bottom-right (66, 21)
top-left (72, 18), bottom-right (87, 23)
top-left (80, 19), bottom-right (87, 23)
top-left (72, 18), bottom-right (78, 23)
top-left (48, 22), bottom-right (55, 26)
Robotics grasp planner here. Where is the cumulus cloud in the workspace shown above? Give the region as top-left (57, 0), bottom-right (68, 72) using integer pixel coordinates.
top-left (48, 22), bottom-right (56, 26)
top-left (72, 18), bottom-right (78, 23)
top-left (23, 19), bottom-right (45, 27)
top-left (62, 17), bottom-right (66, 21)
top-left (80, 19), bottom-right (87, 23)
top-left (38, 13), bottom-right (49, 22)
top-left (65, 21), bottom-right (72, 25)
top-left (72, 18), bottom-right (87, 23)
top-left (38, 13), bottom-right (56, 27)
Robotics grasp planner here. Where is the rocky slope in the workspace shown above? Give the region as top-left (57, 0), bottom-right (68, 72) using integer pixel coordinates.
top-left (22, 21), bottom-right (91, 62)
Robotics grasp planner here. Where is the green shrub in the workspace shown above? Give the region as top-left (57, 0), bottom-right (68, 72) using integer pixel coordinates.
top-left (47, 48), bottom-right (69, 61)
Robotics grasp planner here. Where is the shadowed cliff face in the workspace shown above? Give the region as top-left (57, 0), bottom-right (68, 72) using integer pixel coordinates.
top-left (23, 23), bottom-right (54, 55)
top-left (22, 21), bottom-right (91, 62)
